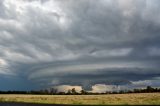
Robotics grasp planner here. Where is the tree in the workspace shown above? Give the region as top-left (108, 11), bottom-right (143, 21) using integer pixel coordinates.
top-left (44, 89), bottom-right (49, 94)
top-left (71, 88), bottom-right (77, 94)
top-left (146, 86), bottom-right (154, 92)
top-left (50, 88), bottom-right (58, 95)
top-left (67, 89), bottom-right (72, 95)
top-left (80, 89), bottom-right (87, 95)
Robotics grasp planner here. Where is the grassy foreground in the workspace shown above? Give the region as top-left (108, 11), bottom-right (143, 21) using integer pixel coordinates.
top-left (0, 93), bottom-right (160, 105)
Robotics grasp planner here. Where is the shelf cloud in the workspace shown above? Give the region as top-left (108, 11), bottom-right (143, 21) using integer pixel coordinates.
top-left (0, 0), bottom-right (160, 90)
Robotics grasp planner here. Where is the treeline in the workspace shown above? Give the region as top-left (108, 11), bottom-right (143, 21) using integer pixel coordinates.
top-left (0, 86), bottom-right (160, 95)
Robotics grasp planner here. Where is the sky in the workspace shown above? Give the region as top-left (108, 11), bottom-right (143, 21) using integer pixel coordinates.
top-left (0, 0), bottom-right (160, 92)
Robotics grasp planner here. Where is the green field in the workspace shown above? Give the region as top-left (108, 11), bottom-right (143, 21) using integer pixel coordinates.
top-left (0, 93), bottom-right (160, 105)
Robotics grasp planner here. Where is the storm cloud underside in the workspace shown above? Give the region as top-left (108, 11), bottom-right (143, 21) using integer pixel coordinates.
top-left (0, 0), bottom-right (160, 91)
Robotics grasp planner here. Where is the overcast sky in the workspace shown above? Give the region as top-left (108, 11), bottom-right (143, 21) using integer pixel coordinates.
top-left (0, 0), bottom-right (160, 91)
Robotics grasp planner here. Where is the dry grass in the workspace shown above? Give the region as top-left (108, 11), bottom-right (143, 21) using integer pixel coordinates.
top-left (0, 93), bottom-right (160, 105)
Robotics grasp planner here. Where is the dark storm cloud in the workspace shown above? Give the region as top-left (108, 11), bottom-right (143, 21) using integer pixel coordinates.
top-left (0, 0), bottom-right (160, 90)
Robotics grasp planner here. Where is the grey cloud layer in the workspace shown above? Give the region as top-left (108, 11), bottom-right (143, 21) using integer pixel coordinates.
top-left (0, 0), bottom-right (160, 90)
